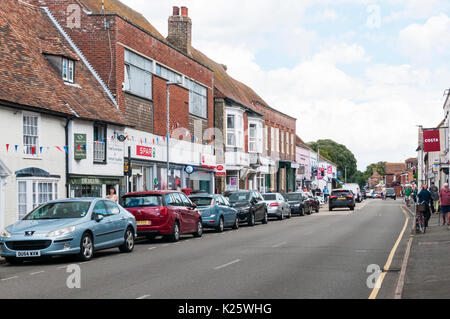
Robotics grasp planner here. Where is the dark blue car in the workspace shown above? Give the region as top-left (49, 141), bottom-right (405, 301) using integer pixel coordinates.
top-left (189, 195), bottom-right (239, 232)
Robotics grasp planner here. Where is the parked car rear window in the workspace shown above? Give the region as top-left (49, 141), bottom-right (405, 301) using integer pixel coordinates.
top-left (263, 194), bottom-right (277, 201)
top-left (123, 195), bottom-right (162, 208)
top-left (284, 193), bottom-right (302, 201)
top-left (24, 201), bottom-right (92, 220)
top-left (229, 192), bottom-right (251, 203)
top-left (190, 197), bottom-right (213, 207)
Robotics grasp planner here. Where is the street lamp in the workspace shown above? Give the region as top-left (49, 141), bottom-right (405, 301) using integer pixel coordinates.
top-left (166, 81), bottom-right (178, 190)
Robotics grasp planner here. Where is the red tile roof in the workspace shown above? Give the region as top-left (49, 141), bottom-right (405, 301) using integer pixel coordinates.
top-left (385, 163), bottom-right (406, 175)
top-left (0, 0), bottom-right (126, 125)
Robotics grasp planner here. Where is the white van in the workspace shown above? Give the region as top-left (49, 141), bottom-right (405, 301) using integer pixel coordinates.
top-left (342, 184), bottom-right (362, 203)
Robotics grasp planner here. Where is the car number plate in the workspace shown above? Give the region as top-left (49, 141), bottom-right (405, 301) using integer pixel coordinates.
top-left (338, 198), bottom-right (346, 200)
top-left (137, 220), bottom-right (151, 226)
top-left (16, 251), bottom-right (41, 258)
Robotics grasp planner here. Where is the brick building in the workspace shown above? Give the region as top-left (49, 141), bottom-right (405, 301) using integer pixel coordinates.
top-left (41, 0), bottom-right (218, 194)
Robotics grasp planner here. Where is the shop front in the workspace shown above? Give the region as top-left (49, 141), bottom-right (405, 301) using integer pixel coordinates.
top-left (277, 161), bottom-right (297, 193)
top-left (69, 175), bottom-right (122, 198)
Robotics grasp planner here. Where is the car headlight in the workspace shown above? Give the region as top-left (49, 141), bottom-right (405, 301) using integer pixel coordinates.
top-left (47, 226), bottom-right (76, 238)
top-left (0, 229), bottom-right (11, 239)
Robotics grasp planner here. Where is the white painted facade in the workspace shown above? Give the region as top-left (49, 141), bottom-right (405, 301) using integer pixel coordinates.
top-left (67, 119), bottom-right (125, 198)
top-left (0, 106), bottom-right (66, 228)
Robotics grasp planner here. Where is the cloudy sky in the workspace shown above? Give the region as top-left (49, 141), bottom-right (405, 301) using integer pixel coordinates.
top-left (123, 0), bottom-right (450, 171)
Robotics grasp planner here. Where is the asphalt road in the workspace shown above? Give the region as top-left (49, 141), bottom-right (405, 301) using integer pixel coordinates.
top-left (0, 199), bottom-right (409, 299)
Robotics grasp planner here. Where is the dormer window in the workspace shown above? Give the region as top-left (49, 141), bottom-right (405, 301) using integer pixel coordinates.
top-left (62, 58), bottom-right (74, 83)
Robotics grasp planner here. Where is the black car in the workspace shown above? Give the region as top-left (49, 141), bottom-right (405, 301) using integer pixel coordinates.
top-left (385, 188), bottom-right (397, 200)
top-left (284, 192), bottom-right (311, 216)
top-left (329, 189), bottom-right (355, 211)
top-left (228, 191), bottom-right (268, 226)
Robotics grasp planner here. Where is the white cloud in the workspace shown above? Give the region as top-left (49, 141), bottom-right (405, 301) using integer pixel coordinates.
top-left (398, 14), bottom-right (450, 63)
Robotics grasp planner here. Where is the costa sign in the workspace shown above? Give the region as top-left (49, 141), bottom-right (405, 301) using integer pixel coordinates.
top-left (423, 130), bottom-right (441, 153)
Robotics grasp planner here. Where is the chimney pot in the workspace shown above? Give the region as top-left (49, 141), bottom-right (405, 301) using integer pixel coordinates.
top-left (181, 6), bottom-right (188, 17)
top-left (173, 6), bottom-right (180, 16)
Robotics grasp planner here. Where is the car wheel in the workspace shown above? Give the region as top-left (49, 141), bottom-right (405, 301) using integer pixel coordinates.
top-left (78, 232), bottom-right (94, 262)
top-left (119, 227), bottom-right (135, 253)
top-left (278, 210), bottom-right (284, 220)
top-left (288, 210), bottom-right (292, 219)
top-left (168, 222), bottom-right (180, 242)
top-left (248, 212), bottom-right (255, 226)
top-left (5, 257), bottom-right (23, 265)
top-left (262, 210), bottom-right (268, 224)
top-left (216, 217), bottom-right (224, 233)
top-left (308, 206), bottom-right (313, 215)
top-left (193, 220), bottom-right (203, 238)
top-left (316, 207), bottom-right (320, 213)
top-left (350, 206), bottom-right (355, 211)
top-left (329, 207), bottom-right (333, 211)
top-left (301, 207), bottom-right (305, 216)
top-left (232, 216), bottom-right (239, 230)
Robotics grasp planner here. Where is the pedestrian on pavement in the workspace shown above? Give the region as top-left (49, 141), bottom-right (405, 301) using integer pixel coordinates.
top-left (439, 184), bottom-right (450, 226)
top-left (429, 182), bottom-right (440, 215)
top-left (412, 186), bottom-right (418, 204)
top-left (106, 187), bottom-right (119, 203)
top-left (382, 188), bottom-right (387, 201)
top-left (405, 186), bottom-right (412, 205)
top-left (418, 185), bottom-right (432, 228)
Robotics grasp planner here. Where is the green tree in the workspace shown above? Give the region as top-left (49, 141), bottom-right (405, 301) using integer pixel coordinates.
top-left (308, 139), bottom-right (358, 183)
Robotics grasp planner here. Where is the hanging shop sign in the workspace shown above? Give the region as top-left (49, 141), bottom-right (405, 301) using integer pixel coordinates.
top-left (184, 165), bottom-right (195, 175)
top-left (423, 130), bottom-right (441, 153)
top-left (74, 134), bottom-right (87, 160)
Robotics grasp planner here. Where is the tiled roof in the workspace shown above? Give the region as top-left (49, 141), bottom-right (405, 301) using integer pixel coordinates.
top-left (78, 0), bottom-right (166, 43)
top-left (385, 163), bottom-right (406, 175)
top-left (0, 0), bottom-right (126, 125)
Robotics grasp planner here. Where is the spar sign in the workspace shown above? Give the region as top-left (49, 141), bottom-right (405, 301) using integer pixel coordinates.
top-left (423, 130), bottom-right (441, 153)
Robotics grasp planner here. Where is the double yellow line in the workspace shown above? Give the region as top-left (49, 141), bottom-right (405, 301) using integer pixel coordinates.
top-left (368, 207), bottom-right (410, 299)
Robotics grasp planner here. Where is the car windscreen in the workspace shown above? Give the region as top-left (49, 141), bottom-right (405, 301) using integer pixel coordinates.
top-left (190, 197), bottom-right (213, 207)
top-left (285, 193), bottom-right (302, 201)
top-left (386, 189), bottom-right (395, 194)
top-left (24, 201), bottom-right (92, 220)
top-left (263, 194), bottom-right (277, 201)
top-left (229, 192), bottom-right (251, 203)
top-left (123, 195), bottom-right (162, 208)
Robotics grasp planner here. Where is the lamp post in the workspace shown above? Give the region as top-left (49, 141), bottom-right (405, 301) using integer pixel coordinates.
top-left (166, 81), bottom-right (178, 190)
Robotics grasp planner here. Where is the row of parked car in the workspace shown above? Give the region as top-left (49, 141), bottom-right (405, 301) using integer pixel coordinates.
top-left (0, 190), bottom-right (322, 265)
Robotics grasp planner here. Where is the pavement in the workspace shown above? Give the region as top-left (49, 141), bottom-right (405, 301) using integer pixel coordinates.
top-left (400, 209), bottom-right (450, 299)
top-left (0, 199), bottom-right (408, 299)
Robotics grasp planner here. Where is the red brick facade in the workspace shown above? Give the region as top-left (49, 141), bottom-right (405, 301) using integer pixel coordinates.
top-left (42, 0), bottom-right (214, 140)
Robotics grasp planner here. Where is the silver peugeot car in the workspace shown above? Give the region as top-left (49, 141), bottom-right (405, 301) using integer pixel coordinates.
top-left (262, 193), bottom-right (291, 220)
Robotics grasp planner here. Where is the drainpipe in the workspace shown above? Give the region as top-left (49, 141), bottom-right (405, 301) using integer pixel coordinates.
top-left (65, 118), bottom-right (71, 198)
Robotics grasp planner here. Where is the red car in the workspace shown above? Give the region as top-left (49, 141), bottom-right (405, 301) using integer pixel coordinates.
top-left (122, 191), bottom-right (203, 242)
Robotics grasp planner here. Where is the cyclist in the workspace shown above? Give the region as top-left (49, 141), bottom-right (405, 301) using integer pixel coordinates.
top-left (418, 185), bottom-right (432, 229)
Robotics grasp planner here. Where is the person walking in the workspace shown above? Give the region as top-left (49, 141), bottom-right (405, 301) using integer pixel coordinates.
top-left (429, 182), bottom-right (440, 215)
top-left (418, 185), bottom-right (432, 229)
top-left (405, 186), bottom-right (412, 205)
top-left (439, 184), bottom-right (450, 226)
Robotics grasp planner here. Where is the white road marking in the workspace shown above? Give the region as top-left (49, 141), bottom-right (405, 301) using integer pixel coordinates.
top-left (1, 276), bottom-right (18, 281)
top-left (148, 247), bottom-right (157, 251)
top-left (272, 241), bottom-right (287, 248)
top-left (30, 271), bottom-right (45, 276)
top-left (214, 259), bottom-right (241, 270)
top-left (57, 266), bottom-right (67, 270)
top-left (136, 295), bottom-right (151, 299)
top-left (162, 244), bottom-right (170, 247)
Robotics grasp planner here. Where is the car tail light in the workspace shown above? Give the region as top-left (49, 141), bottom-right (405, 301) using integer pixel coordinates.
top-left (347, 195), bottom-right (354, 199)
top-left (270, 203), bottom-right (279, 207)
top-left (330, 196), bottom-right (337, 200)
top-left (158, 207), bottom-right (168, 217)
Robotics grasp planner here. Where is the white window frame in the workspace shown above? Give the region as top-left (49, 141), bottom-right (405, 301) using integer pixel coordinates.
top-left (62, 58), bottom-right (74, 83)
top-left (281, 130), bottom-right (285, 154)
top-left (124, 49), bottom-right (153, 100)
top-left (226, 108), bottom-right (244, 149)
top-left (22, 111), bottom-right (40, 157)
top-left (17, 178), bottom-right (59, 220)
top-left (186, 78), bottom-right (208, 119)
top-left (247, 120), bottom-right (262, 154)
top-left (286, 131), bottom-right (290, 155)
top-left (275, 128), bottom-right (279, 153)
top-left (264, 125), bottom-right (268, 151)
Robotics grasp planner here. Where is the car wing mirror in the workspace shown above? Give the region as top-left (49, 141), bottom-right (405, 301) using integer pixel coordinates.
top-left (94, 213), bottom-right (104, 223)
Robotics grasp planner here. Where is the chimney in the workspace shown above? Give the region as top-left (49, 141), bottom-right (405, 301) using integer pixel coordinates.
top-left (167, 6), bottom-right (192, 56)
